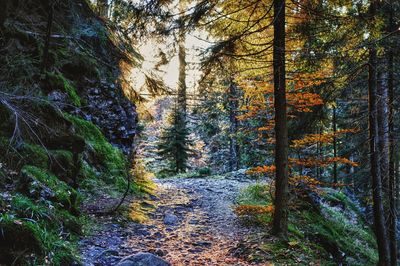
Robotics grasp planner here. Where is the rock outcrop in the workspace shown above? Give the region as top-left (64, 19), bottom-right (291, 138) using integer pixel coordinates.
top-left (117, 253), bottom-right (171, 266)
top-left (81, 81), bottom-right (138, 154)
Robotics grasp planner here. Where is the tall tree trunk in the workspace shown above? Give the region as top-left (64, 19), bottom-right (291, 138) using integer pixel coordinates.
top-left (316, 126), bottom-right (321, 180)
top-left (377, 68), bottom-right (390, 225)
top-left (368, 1), bottom-right (391, 263)
top-left (271, 0), bottom-right (289, 240)
top-left (97, 0), bottom-right (109, 18)
top-left (42, 0), bottom-right (55, 72)
top-left (333, 105), bottom-right (338, 184)
top-left (177, 2), bottom-right (187, 120)
top-left (387, 3), bottom-right (397, 263)
top-left (228, 81), bottom-right (240, 171)
top-left (175, 1), bottom-right (187, 173)
top-left (396, 157), bottom-right (400, 213)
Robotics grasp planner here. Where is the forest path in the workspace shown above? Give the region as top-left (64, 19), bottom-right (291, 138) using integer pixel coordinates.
top-left (80, 176), bottom-right (263, 265)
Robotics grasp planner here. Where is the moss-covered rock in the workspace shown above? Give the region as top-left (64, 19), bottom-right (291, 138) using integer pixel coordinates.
top-left (64, 114), bottom-right (127, 185)
top-left (19, 142), bottom-right (49, 169)
top-left (0, 212), bottom-right (79, 265)
top-left (49, 149), bottom-right (78, 185)
top-left (45, 71), bottom-right (81, 106)
top-left (20, 165), bottom-right (80, 215)
top-left (0, 190), bottom-right (82, 265)
top-left (0, 214), bottom-right (44, 265)
top-left (12, 194), bottom-right (53, 221)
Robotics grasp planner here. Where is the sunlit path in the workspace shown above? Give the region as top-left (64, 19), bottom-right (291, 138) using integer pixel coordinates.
top-left (80, 175), bottom-right (265, 266)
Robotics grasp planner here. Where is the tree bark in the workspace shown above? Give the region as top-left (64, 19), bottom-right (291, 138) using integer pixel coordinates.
top-left (333, 106), bottom-right (338, 184)
top-left (368, 1), bottom-right (391, 262)
top-left (396, 157), bottom-right (400, 214)
top-left (177, 1), bottom-right (187, 120)
top-left (228, 81), bottom-right (240, 171)
top-left (387, 4), bottom-right (397, 263)
top-left (271, 0), bottom-right (289, 240)
top-left (377, 68), bottom-right (390, 238)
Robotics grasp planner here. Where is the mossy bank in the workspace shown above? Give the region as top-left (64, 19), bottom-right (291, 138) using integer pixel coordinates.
top-left (234, 183), bottom-right (378, 265)
top-left (0, 0), bottom-right (139, 264)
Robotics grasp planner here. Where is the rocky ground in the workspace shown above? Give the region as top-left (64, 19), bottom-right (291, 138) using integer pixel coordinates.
top-left (79, 175), bottom-right (265, 265)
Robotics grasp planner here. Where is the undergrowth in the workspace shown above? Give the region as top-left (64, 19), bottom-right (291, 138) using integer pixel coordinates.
top-left (234, 183), bottom-right (378, 265)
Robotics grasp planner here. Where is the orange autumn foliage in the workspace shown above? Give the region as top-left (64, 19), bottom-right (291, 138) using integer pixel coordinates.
top-left (287, 92), bottom-right (324, 112)
top-left (289, 157), bottom-right (359, 168)
top-left (237, 75), bottom-right (325, 122)
top-left (291, 69), bottom-right (333, 90)
top-left (247, 155), bottom-right (358, 176)
top-left (246, 165), bottom-right (276, 175)
top-left (290, 175), bottom-right (321, 188)
top-left (234, 205), bottom-right (275, 216)
top-left (291, 129), bottom-right (359, 148)
top-left (289, 175), bottom-right (352, 192)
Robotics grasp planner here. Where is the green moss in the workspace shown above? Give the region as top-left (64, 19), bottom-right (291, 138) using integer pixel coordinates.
top-left (322, 189), bottom-right (361, 215)
top-left (3, 190), bottom-right (82, 265)
top-left (235, 184), bottom-right (377, 265)
top-left (260, 240), bottom-right (288, 259)
top-left (79, 161), bottom-right (99, 187)
top-left (49, 149), bottom-right (75, 181)
top-left (64, 114), bottom-right (127, 187)
top-left (288, 223), bottom-right (304, 238)
top-left (301, 206), bottom-right (377, 265)
top-left (20, 142), bottom-right (49, 169)
top-left (12, 193), bottom-right (82, 233)
top-left (0, 213), bottom-right (45, 265)
top-left (21, 165), bottom-right (80, 212)
top-left (12, 194), bottom-right (52, 221)
top-left (27, 220), bottom-right (79, 265)
top-left (51, 150), bottom-right (74, 164)
top-left (46, 72), bottom-right (81, 106)
top-left (0, 214), bottom-right (79, 265)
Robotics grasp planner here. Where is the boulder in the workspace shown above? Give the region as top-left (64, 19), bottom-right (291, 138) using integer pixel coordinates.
top-left (116, 252), bottom-right (170, 266)
top-left (163, 213), bottom-right (179, 226)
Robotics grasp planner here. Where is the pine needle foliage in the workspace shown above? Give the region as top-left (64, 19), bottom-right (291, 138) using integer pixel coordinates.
top-left (157, 109), bottom-right (191, 174)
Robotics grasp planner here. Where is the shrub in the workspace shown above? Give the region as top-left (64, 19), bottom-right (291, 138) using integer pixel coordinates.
top-left (197, 167), bottom-right (212, 176)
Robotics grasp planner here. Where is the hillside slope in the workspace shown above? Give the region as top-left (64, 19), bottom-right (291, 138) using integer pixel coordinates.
top-left (0, 0), bottom-right (139, 264)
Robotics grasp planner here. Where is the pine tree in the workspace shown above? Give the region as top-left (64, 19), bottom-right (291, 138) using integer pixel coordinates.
top-left (157, 107), bottom-right (191, 174)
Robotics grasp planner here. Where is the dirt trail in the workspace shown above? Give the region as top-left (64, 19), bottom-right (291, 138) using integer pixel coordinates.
top-left (80, 176), bottom-right (262, 265)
